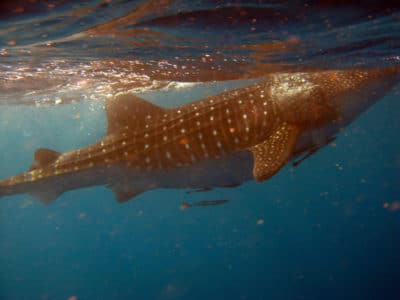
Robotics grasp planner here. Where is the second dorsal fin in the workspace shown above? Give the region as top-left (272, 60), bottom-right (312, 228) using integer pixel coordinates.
top-left (105, 93), bottom-right (167, 136)
top-left (29, 148), bottom-right (61, 171)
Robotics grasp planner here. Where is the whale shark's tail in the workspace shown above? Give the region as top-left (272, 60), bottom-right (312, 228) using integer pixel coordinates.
top-left (0, 148), bottom-right (64, 204)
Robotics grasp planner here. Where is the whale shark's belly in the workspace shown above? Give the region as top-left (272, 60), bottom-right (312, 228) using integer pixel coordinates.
top-left (116, 150), bottom-right (254, 192)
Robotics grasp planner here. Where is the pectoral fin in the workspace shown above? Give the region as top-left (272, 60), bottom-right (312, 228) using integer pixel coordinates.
top-left (250, 122), bottom-right (301, 182)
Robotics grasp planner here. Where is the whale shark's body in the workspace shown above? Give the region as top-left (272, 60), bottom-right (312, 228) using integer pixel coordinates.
top-left (1, 67), bottom-right (399, 204)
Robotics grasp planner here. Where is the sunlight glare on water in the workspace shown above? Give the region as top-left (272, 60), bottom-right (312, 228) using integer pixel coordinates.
top-left (1, 0), bottom-right (398, 105)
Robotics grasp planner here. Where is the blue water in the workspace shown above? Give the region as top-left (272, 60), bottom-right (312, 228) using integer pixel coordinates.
top-left (1, 1), bottom-right (400, 300)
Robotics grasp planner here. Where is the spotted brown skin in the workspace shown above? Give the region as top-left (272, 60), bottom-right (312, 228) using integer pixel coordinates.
top-left (1, 67), bottom-right (399, 204)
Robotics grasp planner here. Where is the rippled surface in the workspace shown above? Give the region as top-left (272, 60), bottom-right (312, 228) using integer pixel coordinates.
top-left (1, 0), bottom-right (399, 105)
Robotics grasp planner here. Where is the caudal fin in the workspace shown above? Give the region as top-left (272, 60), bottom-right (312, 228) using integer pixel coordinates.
top-left (0, 147), bottom-right (63, 204)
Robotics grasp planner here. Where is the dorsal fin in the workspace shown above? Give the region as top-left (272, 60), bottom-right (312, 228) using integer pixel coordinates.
top-left (105, 93), bottom-right (167, 136)
top-left (29, 148), bottom-right (61, 171)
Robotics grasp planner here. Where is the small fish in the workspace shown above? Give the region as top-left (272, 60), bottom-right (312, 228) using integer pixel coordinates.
top-left (180, 199), bottom-right (229, 210)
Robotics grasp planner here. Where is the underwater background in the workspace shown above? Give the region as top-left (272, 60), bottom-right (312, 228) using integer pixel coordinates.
top-left (0, 1), bottom-right (399, 299)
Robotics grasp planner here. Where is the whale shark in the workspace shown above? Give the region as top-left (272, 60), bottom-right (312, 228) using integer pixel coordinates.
top-left (0, 67), bottom-right (399, 204)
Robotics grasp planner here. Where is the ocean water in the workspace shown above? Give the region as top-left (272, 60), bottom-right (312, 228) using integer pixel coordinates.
top-left (0, 1), bottom-right (400, 300)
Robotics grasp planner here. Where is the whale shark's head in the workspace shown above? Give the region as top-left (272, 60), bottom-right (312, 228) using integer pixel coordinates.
top-left (270, 67), bottom-right (400, 130)
top-left (320, 66), bottom-right (400, 127)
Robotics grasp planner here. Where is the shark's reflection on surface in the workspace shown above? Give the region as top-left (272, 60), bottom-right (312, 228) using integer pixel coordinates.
top-left (0, 67), bottom-right (399, 204)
